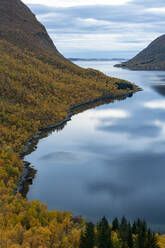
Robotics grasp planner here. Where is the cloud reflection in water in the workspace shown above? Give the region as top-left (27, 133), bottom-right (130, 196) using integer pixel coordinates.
top-left (26, 62), bottom-right (165, 232)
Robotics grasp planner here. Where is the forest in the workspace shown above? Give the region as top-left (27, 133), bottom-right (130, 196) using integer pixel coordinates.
top-left (0, 0), bottom-right (164, 246)
top-left (0, 37), bottom-right (140, 248)
top-left (0, 39), bottom-right (163, 248)
top-left (80, 217), bottom-right (160, 248)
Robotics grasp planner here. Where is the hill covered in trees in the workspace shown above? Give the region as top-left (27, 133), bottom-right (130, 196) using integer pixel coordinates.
top-left (0, 0), bottom-right (159, 247)
top-left (115, 35), bottom-right (165, 70)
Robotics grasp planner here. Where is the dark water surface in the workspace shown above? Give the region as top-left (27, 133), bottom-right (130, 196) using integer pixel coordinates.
top-left (26, 61), bottom-right (165, 231)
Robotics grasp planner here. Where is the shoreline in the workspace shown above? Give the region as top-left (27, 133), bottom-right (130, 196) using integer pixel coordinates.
top-left (17, 89), bottom-right (141, 195)
top-left (114, 64), bottom-right (165, 71)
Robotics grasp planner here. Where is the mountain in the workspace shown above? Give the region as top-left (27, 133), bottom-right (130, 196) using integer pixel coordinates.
top-left (115, 35), bottom-right (165, 70)
top-left (0, 0), bottom-right (60, 54)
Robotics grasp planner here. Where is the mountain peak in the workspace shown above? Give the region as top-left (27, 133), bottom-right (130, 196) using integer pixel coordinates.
top-left (0, 0), bottom-right (59, 54)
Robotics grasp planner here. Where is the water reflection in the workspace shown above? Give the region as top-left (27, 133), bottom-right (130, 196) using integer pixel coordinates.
top-left (26, 60), bottom-right (165, 232)
top-left (86, 108), bottom-right (131, 119)
top-left (144, 100), bottom-right (165, 109)
top-left (40, 152), bottom-right (79, 162)
top-left (152, 84), bottom-right (165, 97)
top-left (97, 122), bottom-right (160, 138)
top-left (86, 150), bottom-right (165, 224)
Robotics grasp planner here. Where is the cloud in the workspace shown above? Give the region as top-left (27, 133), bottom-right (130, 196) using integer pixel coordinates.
top-left (50, 33), bottom-right (158, 55)
top-left (136, 0), bottom-right (165, 8)
top-left (23, 0), bottom-right (132, 7)
top-left (146, 8), bottom-right (165, 14)
top-left (21, 0), bottom-right (165, 56)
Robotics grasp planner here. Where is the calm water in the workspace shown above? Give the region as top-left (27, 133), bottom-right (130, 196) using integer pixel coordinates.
top-left (26, 61), bottom-right (165, 231)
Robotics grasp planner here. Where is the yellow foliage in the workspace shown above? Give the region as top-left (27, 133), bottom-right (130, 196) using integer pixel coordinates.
top-left (0, 36), bottom-right (137, 247)
top-left (158, 235), bottom-right (165, 248)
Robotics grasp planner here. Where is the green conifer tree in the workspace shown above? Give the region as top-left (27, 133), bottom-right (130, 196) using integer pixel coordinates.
top-left (119, 216), bottom-right (128, 243)
top-left (79, 223), bottom-right (95, 248)
top-left (127, 224), bottom-right (134, 248)
top-left (132, 221), bottom-right (138, 235)
top-left (112, 218), bottom-right (119, 231)
top-left (97, 217), bottom-right (112, 248)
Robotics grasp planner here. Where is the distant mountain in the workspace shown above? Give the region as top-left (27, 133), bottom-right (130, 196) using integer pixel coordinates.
top-left (115, 35), bottom-right (165, 70)
top-left (69, 58), bottom-right (126, 62)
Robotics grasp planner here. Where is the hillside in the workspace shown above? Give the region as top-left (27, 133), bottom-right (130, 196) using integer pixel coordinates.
top-left (0, 0), bottom-right (138, 188)
top-left (115, 35), bottom-right (165, 70)
top-left (0, 0), bottom-right (145, 247)
top-left (0, 0), bottom-right (60, 53)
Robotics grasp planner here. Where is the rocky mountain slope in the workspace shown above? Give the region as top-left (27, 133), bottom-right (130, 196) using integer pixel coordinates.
top-left (0, 0), bottom-right (60, 53)
top-left (115, 35), bottom-right (165, 70)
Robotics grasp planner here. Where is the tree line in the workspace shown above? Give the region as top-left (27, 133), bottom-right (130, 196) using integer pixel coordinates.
top-left (80, 217), bottom-right (159, 248)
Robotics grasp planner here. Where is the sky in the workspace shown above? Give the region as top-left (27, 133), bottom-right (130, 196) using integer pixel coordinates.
top-left (22, 0), bottom-right (165, 58)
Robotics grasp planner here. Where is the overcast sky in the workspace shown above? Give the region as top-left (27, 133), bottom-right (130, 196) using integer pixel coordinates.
top-left (22, 0), bottom-right (165, 58)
